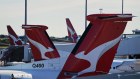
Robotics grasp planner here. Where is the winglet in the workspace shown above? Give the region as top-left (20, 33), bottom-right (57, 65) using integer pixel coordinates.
top-left (22, 25), bottom-right (60, 61)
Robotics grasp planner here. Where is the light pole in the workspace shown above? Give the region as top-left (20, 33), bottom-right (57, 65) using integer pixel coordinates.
top-left (25, 0), bottom-right (27, 25)
top-left (24, 0), bottom-right (27, 44)
top-left (85, 0), bottom-right (87, 30)
top-left (122, 0), bottom-right (124, 14)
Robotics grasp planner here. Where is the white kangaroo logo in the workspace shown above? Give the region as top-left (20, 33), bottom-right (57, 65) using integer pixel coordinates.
top-left (27, 36), bottom-right (54, 59)
top-left (9, 33), bottom-right (23, 45)
top-left (67, 26), bottom-right (76, 42)
top-left (75, 35), bottom-right (122, 75)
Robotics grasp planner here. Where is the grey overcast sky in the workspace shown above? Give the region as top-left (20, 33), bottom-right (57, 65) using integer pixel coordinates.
top-left (0, 0), bottom-right (140, 37)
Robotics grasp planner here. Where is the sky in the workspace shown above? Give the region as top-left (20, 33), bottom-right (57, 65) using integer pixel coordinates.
top-left (0, 0), bottom-right (140, 37)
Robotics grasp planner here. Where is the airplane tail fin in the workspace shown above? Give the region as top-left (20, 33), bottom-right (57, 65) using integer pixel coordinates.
top-left (7, 25), bottom-right (23, 45)
top-left (22, 25), bottom-right (60, 61)
top-left (66, 18), bottom-right (78, 43)
top-left (58, 14), bottom-right (132, 78)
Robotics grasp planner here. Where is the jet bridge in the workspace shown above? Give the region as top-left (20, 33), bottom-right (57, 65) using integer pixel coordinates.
top-left (0, 45), bottom-right (31, 65)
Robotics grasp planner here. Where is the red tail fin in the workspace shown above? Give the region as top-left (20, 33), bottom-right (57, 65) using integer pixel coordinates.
top-left (7, 25), bottom-right (23, 45)
top-left (22, 25), bottom-right (60, 61)
top-left (66, 18), bottom-right (78, 43)
top-left (58, 14), bottom-right (132, 78)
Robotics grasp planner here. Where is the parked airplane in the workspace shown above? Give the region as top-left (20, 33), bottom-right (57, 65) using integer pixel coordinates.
top-left (66, 18), bottom-right (79, 43)
top-left (7, 25), bottom-right (24, 45)
top-left (57, 14), bottom-right (133, 78)
top-left (1, 25), bottom-right (74, 61)
top-left (8, 24), bottom-right (75, 54)
top-left (0, 25), bottom-right (30, 62)
top-left (22, 14), bottom-right (140, 78)
top-left (66, 18), bottom-right (140, 57)
top-left (0, 13), bottom-right (134, 79)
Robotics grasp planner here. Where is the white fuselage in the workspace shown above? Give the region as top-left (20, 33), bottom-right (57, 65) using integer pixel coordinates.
top-left (0, 50), bottom-right (70, 79)
top-left (0, 57), bottom-right (67, 79)
top-left (110, 59), bottom-right (140, 73)
top-left (1, 42), bottom-right (140, 79)
top-left (0, 50), bottom-right (140, 79)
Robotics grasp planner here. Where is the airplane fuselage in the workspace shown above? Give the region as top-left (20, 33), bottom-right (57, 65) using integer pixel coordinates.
top-left (0, 54), bottom-right (140, 79)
